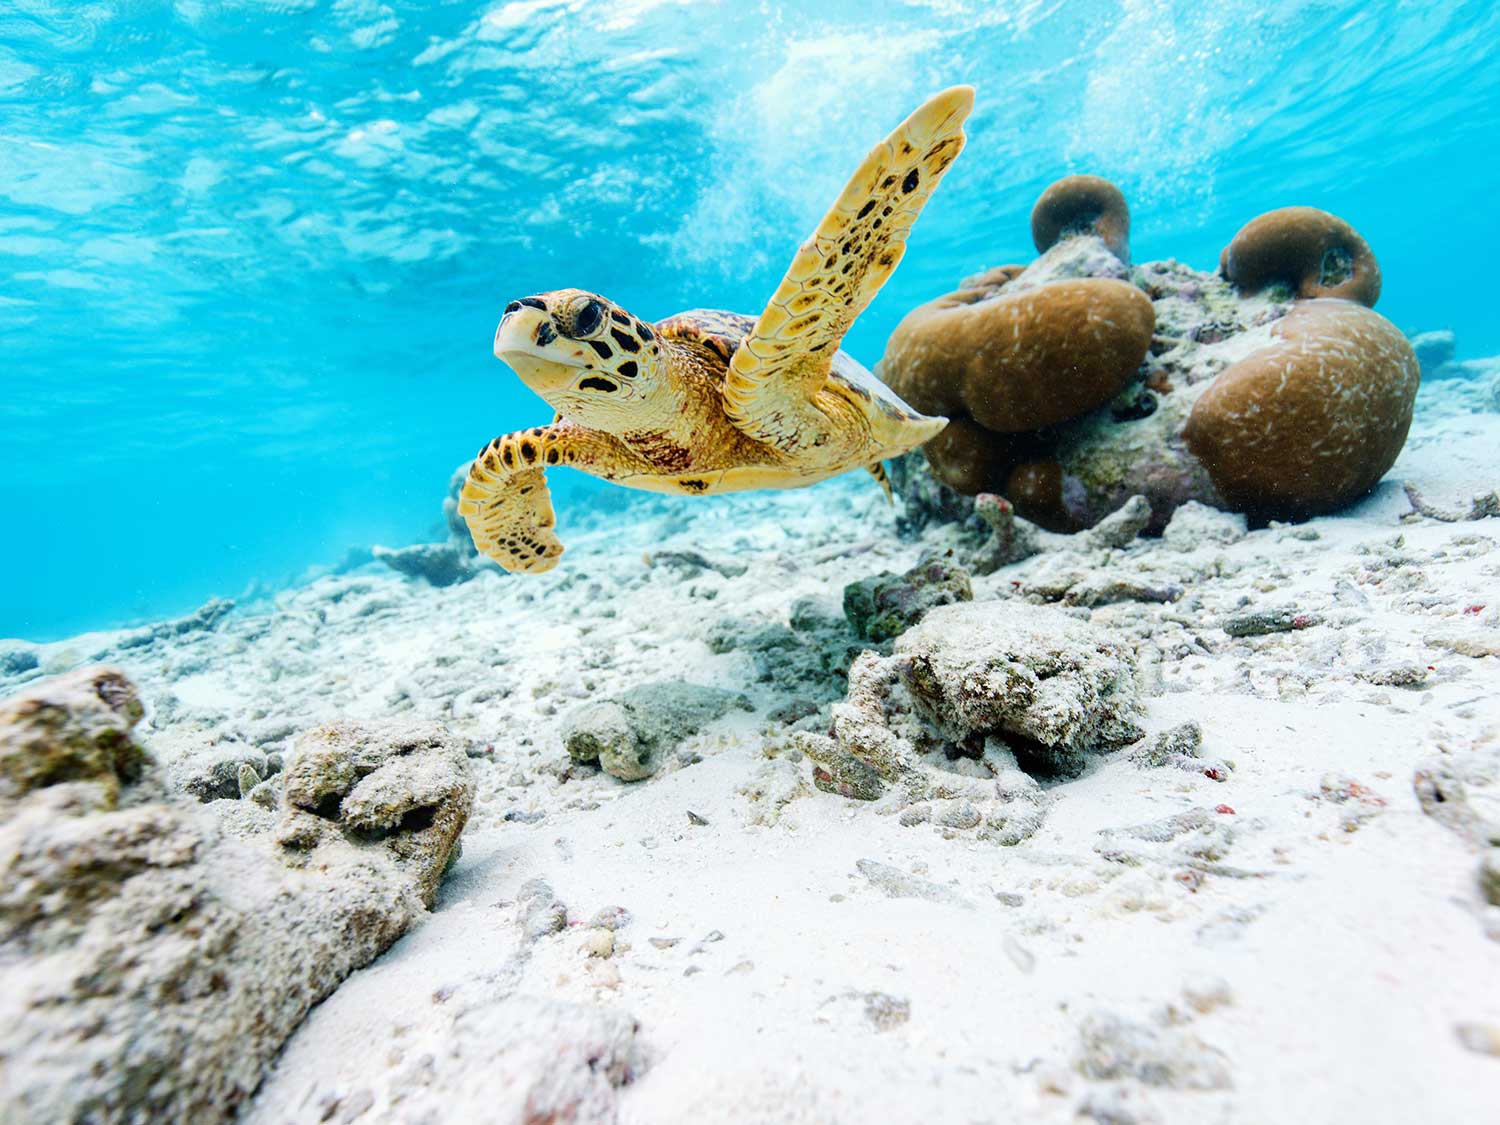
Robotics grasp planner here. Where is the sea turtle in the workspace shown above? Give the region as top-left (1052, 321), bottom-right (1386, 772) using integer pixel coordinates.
top-left (459, 85), bottom-right (973, 573)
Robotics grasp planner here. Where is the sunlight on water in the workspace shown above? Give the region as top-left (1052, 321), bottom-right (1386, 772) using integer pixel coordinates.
top-left (2, 0), bottom-right (1498, 637)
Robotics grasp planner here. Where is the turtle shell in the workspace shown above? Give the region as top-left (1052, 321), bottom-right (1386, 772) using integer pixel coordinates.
top-left (655, 307), bottom-right (935, 432)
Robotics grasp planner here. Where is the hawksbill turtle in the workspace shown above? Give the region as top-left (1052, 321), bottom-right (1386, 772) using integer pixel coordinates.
top-left (459, 85), bottom-right (973, 573)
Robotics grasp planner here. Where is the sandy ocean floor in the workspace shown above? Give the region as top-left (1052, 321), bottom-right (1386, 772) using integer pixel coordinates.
top-left (6, 375), bottom-right (1500, 1123)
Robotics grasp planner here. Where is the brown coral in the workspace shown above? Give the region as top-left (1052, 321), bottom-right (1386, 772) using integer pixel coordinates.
top-left (1005, 459), bottom-right (1076, 531)
top-left (882, 277), bottom-right (1155, 454)
top-left (1031, 175), bottom-right (1131, 263)
top-left (1219, 206), bottom-right (1381, 306)
top-left (1182, 299), bottom-right (1418, 519)
top-left (919, 418), bottom-right (1021, 495)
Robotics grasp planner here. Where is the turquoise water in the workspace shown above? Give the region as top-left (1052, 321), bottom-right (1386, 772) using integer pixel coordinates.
top-left (2, 0), bottom-right (1497, 640)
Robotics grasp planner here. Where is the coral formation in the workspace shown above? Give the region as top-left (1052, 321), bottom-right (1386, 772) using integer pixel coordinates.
top-left (1031, 173), bottom-right (1132, 263)
top-left (883, 277), bottom-right (1156, 438)
top-left (884, 179), bottom-right (1416, 531)
top-left (0, 669), bottom-right (473, 1122)
top-left (1183, 300), bottom-right (1420, 518)
top-left (1219, 206), bottom-right (1381, 306)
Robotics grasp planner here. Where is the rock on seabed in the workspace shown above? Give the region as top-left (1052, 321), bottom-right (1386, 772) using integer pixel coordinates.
top-left (0, 668), bottom-right (473, 1123)
top-left (895, 600), bottom-right (1144, 755)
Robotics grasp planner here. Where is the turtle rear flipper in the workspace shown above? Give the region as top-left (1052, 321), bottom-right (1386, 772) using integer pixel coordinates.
top-left (723, 85), bottom-right (974, 451)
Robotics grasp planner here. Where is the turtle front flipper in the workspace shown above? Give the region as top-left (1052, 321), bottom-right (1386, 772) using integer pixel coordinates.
top-left (723, 86), bottom-right (973, 451)
top-left (459, 422), bottom-right (645, 574)
top-left (459, 429), bottom-right (566, 574)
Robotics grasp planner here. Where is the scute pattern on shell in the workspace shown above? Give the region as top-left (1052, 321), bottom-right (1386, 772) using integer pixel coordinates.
top-left (655, 309), bottom-right (759, 367)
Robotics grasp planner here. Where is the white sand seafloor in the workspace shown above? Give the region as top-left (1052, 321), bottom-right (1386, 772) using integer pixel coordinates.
top-left (11, 378), bottom-right (1500, 1123)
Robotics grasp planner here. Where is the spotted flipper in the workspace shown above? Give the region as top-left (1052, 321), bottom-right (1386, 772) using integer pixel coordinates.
top-left (722, 86), bottom-right (974, 450)
top-left (459, 422), bottom-right (644, 574)
top-left (868, 461), bottom-right (893, 504)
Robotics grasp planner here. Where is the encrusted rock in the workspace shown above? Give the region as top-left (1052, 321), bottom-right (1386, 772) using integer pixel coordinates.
top-left (1076, 1011), bottom-right (1232, 1090)
top-left (706, 610), bottom-right (856, 699)
top-left (0, 666), bottom-right (146, 810)
top-left (969, 493), bottom-right (1041, 573)
top-left (1479, 850), bottom-right (1500, 908)
top-left (0, 642), bottom-right (40, 678)
top-left (1160, 501), bottom-right (1247, 551)
top-left (171, 742), bottom-right (269, 802)
top-left (895, 601), bottom-right (1143, 758)
top-left (372, 542), bottom-right (474, 587)
top-left (842, 553), bottom-right (973, 642)
top-left (561, 682), bottom-right (751, 782)
top-left (1409, 329), bottom-right (1455, 378)
top-left (278, 719), bottom-right (473, 907)
top-left (563, 701), bottom-right (636, 767)
top-left (0, 672), bottom-right (461, 1123)
top-left (1085, 494), bottom-right (1153, 550)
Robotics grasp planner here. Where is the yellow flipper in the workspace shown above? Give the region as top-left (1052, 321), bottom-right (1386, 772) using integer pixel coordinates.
top-left (722, 85), bottom-right (974, 450)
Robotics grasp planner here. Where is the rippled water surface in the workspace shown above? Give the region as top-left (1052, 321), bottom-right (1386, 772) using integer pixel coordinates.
top-left (3, 0), bottom-right (1498, 638)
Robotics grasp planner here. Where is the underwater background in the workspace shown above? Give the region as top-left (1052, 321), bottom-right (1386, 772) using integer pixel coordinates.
top-left (3, 0), bottom-right (1498, 640)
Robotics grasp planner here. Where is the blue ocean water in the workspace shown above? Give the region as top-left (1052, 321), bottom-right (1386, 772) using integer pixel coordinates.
top-left (2, 0), bottom-right (1497, 640)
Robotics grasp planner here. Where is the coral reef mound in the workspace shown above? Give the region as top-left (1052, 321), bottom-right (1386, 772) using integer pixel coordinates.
top-left (1031, 173), bottom-right (1132, 263)
top-left (883, 178), bottom-right (1410, 533)
top-left (1219, 206), bottom-right (1381, 307)
top-left (880, 272), bottom-right (1155, 496)
top-left (1182, 299), bottom-right (1420, 518)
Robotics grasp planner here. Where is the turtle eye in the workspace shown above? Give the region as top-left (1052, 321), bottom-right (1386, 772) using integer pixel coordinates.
top-left (568, 297), bottom-right (606, 339)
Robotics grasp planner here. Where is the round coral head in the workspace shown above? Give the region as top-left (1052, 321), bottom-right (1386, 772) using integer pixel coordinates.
top-left (1183, 299), bottom-right (1418, 519)
top-left (1031, 175), bottom-right (1131, 263)
top-left (1219, 206), bottom-right (1381, 306)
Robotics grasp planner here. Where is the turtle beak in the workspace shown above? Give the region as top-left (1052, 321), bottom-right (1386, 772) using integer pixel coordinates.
top-left (494, 303), bottom-right (550, 360)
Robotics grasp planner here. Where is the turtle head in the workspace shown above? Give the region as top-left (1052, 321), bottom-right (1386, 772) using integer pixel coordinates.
top-left (493, 289), bottom-right (667, 430)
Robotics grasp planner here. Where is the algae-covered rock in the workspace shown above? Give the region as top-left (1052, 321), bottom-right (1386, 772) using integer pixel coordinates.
top-left (279, 719), bottom-right (473, 906)
top-left (561, 682), bottom-right (751, 782)
top-left (843, 553), bottom-right (973, 641)
top-left (0, 666), bottom-right (146, 810)
top-left (0, 671), bottom-right (461, 1123)
top-left (706, 607), bottom-right (858, 699)
top-left (895, 600), bottom-right (1143, 758)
